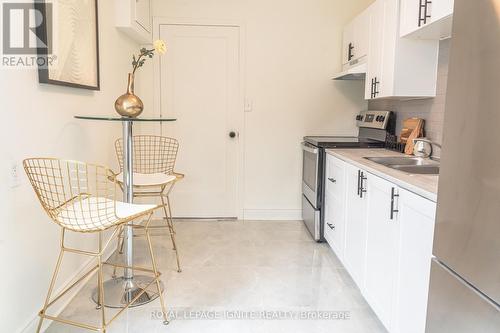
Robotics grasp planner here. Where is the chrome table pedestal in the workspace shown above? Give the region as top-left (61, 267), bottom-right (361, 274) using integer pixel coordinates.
top-left (75, 115), bottom-right (176, 308)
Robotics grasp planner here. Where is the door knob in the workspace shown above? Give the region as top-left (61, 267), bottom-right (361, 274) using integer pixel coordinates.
top-left (229, 131), bottom-right (237, 138)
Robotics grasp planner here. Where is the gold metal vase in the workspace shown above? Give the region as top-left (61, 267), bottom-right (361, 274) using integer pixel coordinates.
top-left (115, 73), bottom-right (144, 118)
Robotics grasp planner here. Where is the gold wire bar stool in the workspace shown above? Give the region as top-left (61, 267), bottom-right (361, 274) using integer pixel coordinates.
top-left (24, 158), bottom-right (169, 332)
top-left (114, 135), bottom-right (183, 273)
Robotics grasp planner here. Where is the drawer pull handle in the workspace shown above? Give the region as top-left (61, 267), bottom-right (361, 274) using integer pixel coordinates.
top-left (327, 223), bottom-right (335, 230)
top-left (360, 171), bottom-right (367, 198)
top-left (328, 178), bottom-right (336, 183)
top-left (390, 187), bottom-right (399, 220)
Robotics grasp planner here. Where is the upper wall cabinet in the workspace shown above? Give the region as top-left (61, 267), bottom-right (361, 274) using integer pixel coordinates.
top-left (365, 0), bottom-right (440, 100)
top-left (115, 0), bottom-right (153, 44)
top-left (400, 0), bottom-right (454, 39)
top-left (342, 7), bottom-right (370, 67)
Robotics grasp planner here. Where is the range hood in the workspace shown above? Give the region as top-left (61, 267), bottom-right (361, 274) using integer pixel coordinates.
top-left (332, 62), bottom-right (367, 81)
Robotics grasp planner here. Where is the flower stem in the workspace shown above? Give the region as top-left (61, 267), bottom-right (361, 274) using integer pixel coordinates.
top-left (132, 48), bottom-right (155, 74)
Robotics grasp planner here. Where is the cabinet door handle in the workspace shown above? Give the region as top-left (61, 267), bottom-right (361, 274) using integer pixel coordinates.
top-left (360, 171), bottom-right (367, 198)
top-left (348, 42), bottom-right (354, 61)
top-left (357, 170), bottom-right (361, 196)
top-left (328, 178), bottom-right (336, 183)
top-left (327, 223), bottom-right (335, 230)
top-left (419, 0), bottom-right (432, 26)
top-left (371, 78), bottom-right (375, 99)
top-left (424, 0), bottom-right (432, 25)
top-left (418, 0), bottom-right (424, 27)
top-left (390, 187), bottom-right (399, 220)
top-left (371, 77), bottom-right (380, 98)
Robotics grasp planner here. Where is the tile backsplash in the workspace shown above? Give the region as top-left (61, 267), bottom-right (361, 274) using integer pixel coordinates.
top-left (369, 39), bottom-right (451, 153)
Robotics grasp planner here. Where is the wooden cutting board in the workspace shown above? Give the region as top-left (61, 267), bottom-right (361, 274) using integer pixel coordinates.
top-left (400, 118), bottom-right (423, 143)
top-left (401, 118), bottom-right (425, 155)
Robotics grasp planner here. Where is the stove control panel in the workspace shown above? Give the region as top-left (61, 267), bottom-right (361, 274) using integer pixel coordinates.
top-left (356, 110), bottom-right (392, 130)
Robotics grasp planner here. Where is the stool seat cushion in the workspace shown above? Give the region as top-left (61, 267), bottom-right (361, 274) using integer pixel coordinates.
top-left (116, 172), bottom-right (177, 187)
top-left (56, 197), bottom-right (156, 232)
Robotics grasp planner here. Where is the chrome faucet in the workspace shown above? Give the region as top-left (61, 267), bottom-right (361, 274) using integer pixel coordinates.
top-left (413, 138), bottom-right (442, 159)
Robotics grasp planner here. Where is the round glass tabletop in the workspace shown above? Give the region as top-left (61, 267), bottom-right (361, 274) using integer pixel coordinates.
top-left (75, 115), bottom-right (177, 122)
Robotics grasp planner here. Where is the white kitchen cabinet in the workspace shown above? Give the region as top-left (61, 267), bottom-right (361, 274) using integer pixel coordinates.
top-left (341, 7), bottom-right (370, 67)
top-left (361, 173), bottom-right (436, 333)
top-left (362, 173), bottom-right (436, 333)
top-left (400, 0), bottom-right (454, 39)
top-left (365, 0), bottom-right (440, 100)
top-left (325, 155), bottom-right (346, 200)
top-left (115, 0), bottom-right (153, 44)
top-left (324, 155), bottom-right (347, 260)
top-left (430, 0), bottom-right (454, 24)
top-left (324, 192), bottom-right (344, 257)
top-left (364, 0), bottom-right (384, 100)
top-left (322, 153), bottom-right (437, 333)
top-left (392, 188), bottom-right (436, 333)
top-left (343, 163), bottom-right (369, 289)
top-left (342, 21), bottom-right (355, 66)
top-left (136, 0), bottom-right (152, 32)
top-left (364, 175), bottom-right (401, 331)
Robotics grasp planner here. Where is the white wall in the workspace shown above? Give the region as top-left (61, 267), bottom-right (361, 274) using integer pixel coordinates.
top-left (0, 1), bottom-right (149, 331)
top-left (151, 0), bottom-right (372, 219)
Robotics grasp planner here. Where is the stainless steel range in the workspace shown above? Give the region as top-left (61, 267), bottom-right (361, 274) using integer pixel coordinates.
top-left (301, 110), bottom-right (394, 241)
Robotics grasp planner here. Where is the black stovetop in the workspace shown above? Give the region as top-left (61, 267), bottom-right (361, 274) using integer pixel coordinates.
top-left (304, 136), bottom-right (385, 148)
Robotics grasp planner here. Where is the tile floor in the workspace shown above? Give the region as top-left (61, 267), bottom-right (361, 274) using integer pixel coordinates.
top-left (46, 220), bottom-right (387, 333)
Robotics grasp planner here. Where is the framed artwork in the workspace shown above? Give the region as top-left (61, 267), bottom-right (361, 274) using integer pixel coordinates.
top-left (36, 0), bottom-right (100, 90)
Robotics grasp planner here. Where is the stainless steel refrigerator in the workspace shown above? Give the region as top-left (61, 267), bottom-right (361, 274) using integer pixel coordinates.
top-left (425, 0), bottom-right (500, 331)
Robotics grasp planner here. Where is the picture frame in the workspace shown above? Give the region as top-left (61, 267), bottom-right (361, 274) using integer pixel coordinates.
top-left (36, 0), bottom-right (100, 91)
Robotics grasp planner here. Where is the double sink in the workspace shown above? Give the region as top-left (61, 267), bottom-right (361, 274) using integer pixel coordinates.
top-left (364, 156), bottom-right (440, 175)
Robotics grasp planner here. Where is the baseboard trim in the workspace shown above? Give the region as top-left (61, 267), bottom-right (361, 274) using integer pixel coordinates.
top-left (243, 209), bottom-right (302, 221)
top-left (21, 238), bottom-right (117, 333)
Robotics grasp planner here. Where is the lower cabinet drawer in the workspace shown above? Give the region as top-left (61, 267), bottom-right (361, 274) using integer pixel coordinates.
top-left (324, 216), bottom-right (335, 246)
top-left (326, 155), bottom-right (346, 199)
top-left (324, 190), bottom-right (345, 260)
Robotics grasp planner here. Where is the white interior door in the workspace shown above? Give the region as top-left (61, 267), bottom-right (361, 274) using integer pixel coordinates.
top-left (159, 24), bottom-right (241, 218)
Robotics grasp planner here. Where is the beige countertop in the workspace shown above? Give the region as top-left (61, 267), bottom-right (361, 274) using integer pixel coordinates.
top-left (326, 148), bottom-right (439, 202)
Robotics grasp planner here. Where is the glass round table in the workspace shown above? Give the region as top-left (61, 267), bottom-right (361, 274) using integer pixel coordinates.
top-left (75, 115), bottom-right (176, 308)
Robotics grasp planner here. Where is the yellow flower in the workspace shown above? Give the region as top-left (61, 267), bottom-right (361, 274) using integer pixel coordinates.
top-left (154, 39), bottom-right (167, 55)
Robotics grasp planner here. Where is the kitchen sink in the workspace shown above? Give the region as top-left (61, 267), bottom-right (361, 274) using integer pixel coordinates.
top-left (364, 156), bottom-right (440, 175)
top-left (390, 165), bottom-right (440, 175)
top-left (364, 156), bottom-right (438, 166)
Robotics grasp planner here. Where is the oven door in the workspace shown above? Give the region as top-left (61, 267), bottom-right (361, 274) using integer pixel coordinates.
top-left (302, 142), bottom-right (319, 208)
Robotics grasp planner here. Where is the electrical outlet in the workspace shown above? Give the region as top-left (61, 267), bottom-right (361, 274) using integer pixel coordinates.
top-left (10, 162), bottom-right (21, 188)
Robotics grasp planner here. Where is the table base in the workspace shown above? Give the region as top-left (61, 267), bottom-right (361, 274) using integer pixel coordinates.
top-left (91, 276), bottom-right (164, 308)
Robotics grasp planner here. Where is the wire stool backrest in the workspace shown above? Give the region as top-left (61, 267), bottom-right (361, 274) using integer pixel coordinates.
top-left (23, 158), bottom-right (119, 232)
top-left (115, 136), bottom-right (179, 175)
